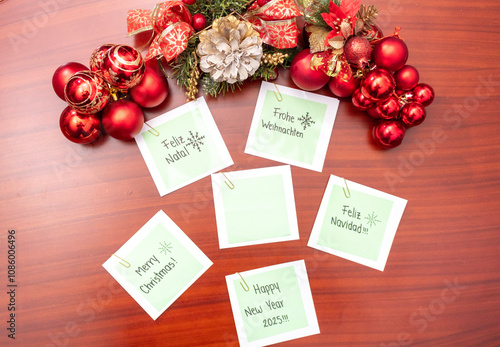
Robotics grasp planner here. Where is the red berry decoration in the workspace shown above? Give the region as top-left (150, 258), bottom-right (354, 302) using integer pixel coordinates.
top-left (290, 49), bottom-right (330, 91)
top-left (90, 44), bottom-right (114, 73)
top-left (371, 36), bottom-right (408, 72)
top-left (102, 99), bottom-right (144, 141)
top-left (400, 102), bottom-right (426, 127)
top-left (192, 14), bottom-right (207, 31)
top-left (129, 63), bottom-right (169, 108)
top-left (412, 83), bottom-right (435, 107)
top-left (59, 106), bottom-right (102, 144)
top-left (373, 120), bottom-right (406, 149)
top-left (64, 70), bottom-right (110, 114)
top-left (351, 88), bottom-right (374, 111)
top-left (343, 35), bottom-right (372, 69)
top-left (257, 0), bottom-right (269, 6)
top-left (182, 0), bottom-right (196, 4)
top-left (101, 45), bottom-right (145, 90)
top-left (360, 68), bottom-right (395, 102)
top-left (367, 95), bottom-right (400, 120)
top-left (328, 74), bottom-right (360, 98)
top-left (394, 65), bottom-right (419, 91)
top-left (52, 62), bottom-right (88, 100)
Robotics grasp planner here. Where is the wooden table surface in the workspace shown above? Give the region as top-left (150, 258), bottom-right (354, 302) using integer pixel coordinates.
top-left (1, 0), bottom-right (500, 346)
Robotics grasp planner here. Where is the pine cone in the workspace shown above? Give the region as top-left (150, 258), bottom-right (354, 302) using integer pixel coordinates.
top-left (197, 16), bottom-right (263, 84)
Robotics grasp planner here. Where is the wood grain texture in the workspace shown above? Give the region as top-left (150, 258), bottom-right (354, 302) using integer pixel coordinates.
top-left (1, 0), bottom-right (499, 345)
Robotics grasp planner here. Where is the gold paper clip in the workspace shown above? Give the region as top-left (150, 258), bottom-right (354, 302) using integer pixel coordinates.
top-left (273, 83), bottom-right (283, 102)
top-left (145, 122), bottom-right (160, 137)
top-left (342, 178), bottom-right (351, 198)
top-left (113, 254), bottom-right (131, 268)
top-left (222, 172), bottom-right (235, 189)
top-left (237, 272), bottom-right (249, 292)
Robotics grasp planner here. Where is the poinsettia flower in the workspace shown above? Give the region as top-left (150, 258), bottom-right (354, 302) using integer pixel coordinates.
top-left (321, 0), bottom-right (361, 47)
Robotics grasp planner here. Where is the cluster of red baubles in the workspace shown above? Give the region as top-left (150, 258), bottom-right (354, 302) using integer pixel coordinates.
top-left (52, 44), bottom-right (169, 144)
top-left (290, 33), bottom-right (435, 149)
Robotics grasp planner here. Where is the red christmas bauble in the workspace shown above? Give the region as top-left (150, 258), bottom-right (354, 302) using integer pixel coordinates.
top-left (328, 74), bottom-right (360, 98)
top-left (372, 37), bottom-right (408, 72)
top-left (373, 119), bottom-right (406, 149)
top-left (129, 64), bottom-right (169, 108)
top-left (257, 0), bottom-right (268, 6)
top-left (59, 106), bottom-right (102, 144)
top-left (394, 65), bottom-right (419, 91)
top-left (52, 62), bottom-right (88, 100)
top-left (412, 83), bottom-right (435, 107)
top-left (351, 88), bottom-right (374, 111)
top-left (400, 102), bottom-right (426, 127)
top-left (90, 44), bottom-right (114, 73)
top-left (290, 49), bottom-right (330, 91)
top-left (367, 95), bottom-right (400, 120)
top-left (343, 35), bottom-right (372, 69)
top-left (182, 0), bottom-right (196, 4)
top-left (102, 99), bottom-right (144, 140)
top-left (192, 14), bottom-right (207, 31)
top-left (360, 68), bottom-right (395, 102)
top-left (64, 70), bottom-right (110, 114)
top-left (101, 45), bottom-right (145, 89)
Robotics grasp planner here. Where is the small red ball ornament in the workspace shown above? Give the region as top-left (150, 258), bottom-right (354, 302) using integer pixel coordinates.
top-left (400, 102), bottom-right (426, 127)
top-left (90, 44), bottom-right (114, 73)
top-left (372, 36), bottom-right (408, 72)
top-left (101, 45), bottom-right (145, 90)
top-left (373, 119), bottom-right (406, 149)
top-left (394, 65), bottom-right (419, 91)
top-left (351, 88), bottom-right (374, 111)
top-left (290, 49), bottom-right (330, 91)
top-left (192, 13), bottom-right (207, 31)
top-left (182, 0), bottom-right (196, 4)
top-left (101, 99), bottom-right (144, 141)
top-left (129, 64), bottom-right (169, 108)
top-left (59, 106), bottom-right (102, 144)
top-left (360, 68), bottom-right (395, 102)
top-left (52, 62), bottom-right (88, 100)
top-left (367, 95), bottom-right (400, 120)
top-left (328, 74), bottom-right (360, 98)
top-left (64, 70), bottom-right (110, 114)
top-left (343, 35), bottom-right (372, 69)
top-left (412, 83), bottom-right (435, 107)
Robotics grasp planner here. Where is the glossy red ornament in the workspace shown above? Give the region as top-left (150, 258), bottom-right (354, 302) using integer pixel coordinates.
top-left (192, 13), bottom-right (207, 31)
top-left (371, 36), bottom-right (408, 71)
top-left (394, 65), bottom-right (419, 91)
top-left (64, 70), bottom-right (110, 114)
top-left (351, 88), bottom-right (374, 111)
top-left (400, 102), bottom-right (426, 127)
top-left (182, 0), bottom-right (196, 4)
top-left (90, 44), bottom-right (114, 73)
top-left (360, 68), bottom-right (395, 102)
top-left (328, 74), bottom-right (359, 98)
top-left (52, 62), bottom-right (88, 100)
top-left (257, 0), bottom-right (269, 6)
top-left (129, 64), bottom-right (169, 108)
top-left (372, 119), bottom-right (406, 149)
top-left (343, 35), bottom-right (371, 69)
top-left (367, 95), bottom-right (400, 120)
top-left (290, 49), bottom-right (330, 91)
top-left (101, 99), bottom-right (144, 140)
top-left (412, 83), bottom-right (435, 107)
top-left (59, 106), bottom-right (102, 144)
top-left (101, 45), bottom-right (145, 90)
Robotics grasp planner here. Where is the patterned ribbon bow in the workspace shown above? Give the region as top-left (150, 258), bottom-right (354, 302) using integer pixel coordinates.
top-left (127, 1), bottom-right (194, 62)
top-left (244, 0), bottom-right (302, 49)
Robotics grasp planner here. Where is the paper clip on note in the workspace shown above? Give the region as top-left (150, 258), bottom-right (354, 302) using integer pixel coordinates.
top-left (113, 254), bottom-right (131, 268)
top-left (237, 272), bottom-right (249, 291)
top-left (145, 122), bottom-right (160, 137)
top-left (343, 178), bottom-right (350, 198)
top-left (222, 172), bottom-right (235, 190)
top-left (273, 83), bottom-right (283, 102)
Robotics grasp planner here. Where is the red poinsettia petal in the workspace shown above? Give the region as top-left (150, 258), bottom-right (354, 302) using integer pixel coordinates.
top-left (328, 1), bottom-right (346, 20)
top-left (340, 0), bottom-right (361, 19)
top-left (321, 13), bottom-right (337, 29)
top-left (324, 29), bottom-right (342, 46)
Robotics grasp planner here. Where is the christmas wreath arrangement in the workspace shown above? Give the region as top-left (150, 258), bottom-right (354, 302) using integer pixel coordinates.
top-left (52, 0), bottom-right (434, 149)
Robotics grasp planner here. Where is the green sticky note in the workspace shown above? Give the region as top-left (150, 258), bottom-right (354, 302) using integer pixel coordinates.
top-left (135, 97), bottom-right (233, 196)
top-left (103, 210), bottom-right (212, 320)
top-left (308, 175), bottom-right (407, 271)
top-left (212, 165), bottom-right (299, 248)
top-left (226, 261), bottom-right (320, 346)
top-left (245, 82), bottom-right (339, 172)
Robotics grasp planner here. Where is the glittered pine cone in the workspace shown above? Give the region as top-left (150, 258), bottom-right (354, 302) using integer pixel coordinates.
top-left (197, 15), bottom-right (263, 84)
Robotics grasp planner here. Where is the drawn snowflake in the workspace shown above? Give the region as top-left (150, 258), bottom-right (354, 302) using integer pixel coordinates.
top-left (365, 212), bottom-right (382, 228)
top-left (159, 241), bottom-right (173, 255)
top-left (185, 131), bottom-right (206, 152)
top-left (298, 112), bottom-right (315, 130)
